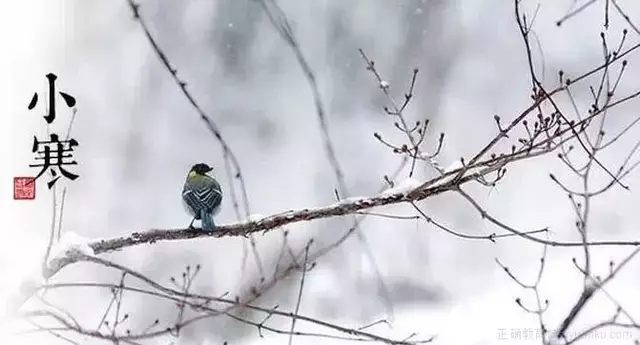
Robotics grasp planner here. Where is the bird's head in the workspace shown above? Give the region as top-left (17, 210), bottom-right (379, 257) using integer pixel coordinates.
top-left (190, 163), bottom-right (213, 176)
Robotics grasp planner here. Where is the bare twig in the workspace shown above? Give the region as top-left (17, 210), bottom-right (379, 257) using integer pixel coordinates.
top-left (124, 0), bottom-right (266, 280)
top-left (287, 241), bottom-right (312, 345)
top-left (256, 0), bottom-right (394, 318)
top-left (33, 255), bottom-right (435, 345)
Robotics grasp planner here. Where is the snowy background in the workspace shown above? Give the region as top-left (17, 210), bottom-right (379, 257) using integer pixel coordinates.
top-left (2, 0), bottom-right (640, 344)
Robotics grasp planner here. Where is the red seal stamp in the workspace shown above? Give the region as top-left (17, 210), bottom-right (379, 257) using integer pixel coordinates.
top-left (14, 177), bottom-right (36, 200)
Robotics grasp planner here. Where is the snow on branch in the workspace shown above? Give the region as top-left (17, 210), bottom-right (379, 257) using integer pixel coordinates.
top-left (88, 171), bottom-right (472, 255)
top-left (11, 104), bottom-right (525, 310)
top-left (7, 232), bottom-right (95, 313)
top-left (381, 177), bottom-right (422, 196)
top-left (45, 232), bottom-right (95, 278)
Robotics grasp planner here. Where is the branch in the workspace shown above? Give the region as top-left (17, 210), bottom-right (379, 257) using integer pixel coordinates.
top-left (89, 177), bottom-right (459, 254)
top-left (33, 255), bottom-right (436, 345)
top-left (125, 0), bottom-right (266, 280)
top-left (287, 241), bottom-right (311, 345)
top-left (125, 0), bottom-right (250, 213)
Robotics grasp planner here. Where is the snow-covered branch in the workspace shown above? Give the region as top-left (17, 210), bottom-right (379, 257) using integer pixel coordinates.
top-left (89, 173), bottom-right (466, 255)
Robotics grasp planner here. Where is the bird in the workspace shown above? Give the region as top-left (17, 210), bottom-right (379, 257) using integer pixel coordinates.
top-left (182, 163), bottom-right (222, 232)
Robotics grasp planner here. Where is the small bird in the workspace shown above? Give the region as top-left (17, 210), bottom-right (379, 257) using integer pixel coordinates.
top-left (182, 163), bottom-right (222, 231)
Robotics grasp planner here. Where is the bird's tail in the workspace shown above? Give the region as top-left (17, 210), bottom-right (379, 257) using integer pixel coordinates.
top-left (200, 209), bottom-right (215, 232)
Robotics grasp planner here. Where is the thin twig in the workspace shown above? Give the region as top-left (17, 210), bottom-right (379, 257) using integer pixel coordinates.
top-left (287, 241), bottom-right (311, 345)
top-left (125, 0), bottom-right (266, 280)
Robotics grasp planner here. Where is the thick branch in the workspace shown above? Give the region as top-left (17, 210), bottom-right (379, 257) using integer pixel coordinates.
top-left (90, 178), bottom-right (459, 255)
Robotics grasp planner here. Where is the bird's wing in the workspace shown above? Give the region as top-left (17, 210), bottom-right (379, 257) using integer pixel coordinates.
top-left (183, 175), bottom-right (222, 212)
top-left (182, 189), bottom-right (203, 213)
top-left (195, 185), bottom-right (222, 210)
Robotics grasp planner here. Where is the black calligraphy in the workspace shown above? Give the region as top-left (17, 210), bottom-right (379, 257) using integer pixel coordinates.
top-left (28, 73), bottom-right (79, 189)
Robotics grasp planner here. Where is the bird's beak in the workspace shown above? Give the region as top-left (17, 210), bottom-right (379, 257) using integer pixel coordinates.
top-left (206, 166), bottom-right (214, 173)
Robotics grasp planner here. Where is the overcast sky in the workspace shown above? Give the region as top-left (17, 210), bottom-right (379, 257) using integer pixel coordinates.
top-left (2, 1), bottom-right (640, 344)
